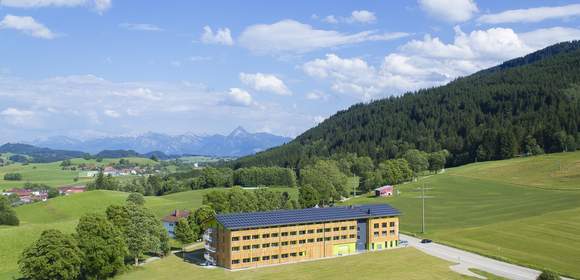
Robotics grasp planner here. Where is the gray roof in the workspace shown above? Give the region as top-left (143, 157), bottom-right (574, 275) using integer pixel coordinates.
top-left (216, 204), bottom-right (400, 230)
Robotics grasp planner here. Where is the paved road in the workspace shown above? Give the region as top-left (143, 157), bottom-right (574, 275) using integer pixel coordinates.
top-left (400, 234), bottom-right (572, 280)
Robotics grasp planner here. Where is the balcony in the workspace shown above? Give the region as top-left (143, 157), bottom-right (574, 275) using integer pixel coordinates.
top-left (205, 242), bottom-right (216, 253)
top-left (203, 233), bottom-right (213, 242)
top-left (204, 252), bottom-right (216, 265)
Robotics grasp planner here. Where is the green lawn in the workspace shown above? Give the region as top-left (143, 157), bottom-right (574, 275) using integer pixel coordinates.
top-left (0, 157), bottom-right (157, 189)
top-left (342, 151), bottom-right (580, 278)
top-left (0, 187), bottom-right (298, 279)
top-left (115, 247), bottom-right (472, 280)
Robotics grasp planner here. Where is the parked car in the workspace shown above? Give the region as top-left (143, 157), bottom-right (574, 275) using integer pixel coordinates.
top-left (420, 239), bottom-right (432, 244)
top-left (399, 240), bottom-right (409, 247)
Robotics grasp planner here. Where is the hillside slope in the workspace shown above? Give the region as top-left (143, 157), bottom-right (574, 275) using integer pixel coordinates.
top-left (235, 41), bottom-right (580, 168)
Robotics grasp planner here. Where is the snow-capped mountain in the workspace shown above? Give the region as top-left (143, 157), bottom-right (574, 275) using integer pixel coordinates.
top-left (30, 127), bottom-right (291, 157)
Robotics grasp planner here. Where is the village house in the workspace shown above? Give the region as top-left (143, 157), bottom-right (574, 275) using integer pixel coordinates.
top-left (162, 210), bottom-right (191, 238)
top-left (374, 185), bottom-right (394, 197)
top-left (2, 188), bottom-right (48, 204)
top-left (57, 185), bottom-right (86, 196)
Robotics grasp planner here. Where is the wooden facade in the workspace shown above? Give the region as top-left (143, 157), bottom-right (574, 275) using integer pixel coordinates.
top-left (207, 215), bottom-right (399, 269)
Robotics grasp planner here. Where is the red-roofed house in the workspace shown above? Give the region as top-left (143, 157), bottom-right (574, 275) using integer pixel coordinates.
top-left (374, 185), bottom-right (394, 197)
top-left (162, 210), bottom-right (191, 237)
top-left (58, 185), bottom-right (86, 196)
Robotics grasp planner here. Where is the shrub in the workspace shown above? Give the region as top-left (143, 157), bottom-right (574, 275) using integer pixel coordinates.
top-left (3, 173), bottom-right (22, 181)
top-left (537, 271), bottom-right (561, 280)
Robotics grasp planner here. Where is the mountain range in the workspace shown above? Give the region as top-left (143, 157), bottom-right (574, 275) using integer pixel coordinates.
top-left (29, 126), bottom-right (292, 157)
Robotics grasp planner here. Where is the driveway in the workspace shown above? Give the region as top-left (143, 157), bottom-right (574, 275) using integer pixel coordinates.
top-left (400, 234), bottom-right (572, 280)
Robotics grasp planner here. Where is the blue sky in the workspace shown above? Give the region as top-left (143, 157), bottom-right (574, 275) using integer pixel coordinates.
top-left (1, 0), bottom-right (580, 142)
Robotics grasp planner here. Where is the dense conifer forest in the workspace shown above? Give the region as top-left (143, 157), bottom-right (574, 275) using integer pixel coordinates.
top-left (235, 41), bottom-right (580, 168)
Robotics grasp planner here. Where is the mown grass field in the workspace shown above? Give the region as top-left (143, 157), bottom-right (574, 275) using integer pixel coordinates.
top-left (0, 187), bottom-right (298, 279)
top-left (343, 151), bottom-right (580, 278)
top-left (0, 157), bottom-right (156, 189)
top-left (115, 247), bottom-right (472, 280)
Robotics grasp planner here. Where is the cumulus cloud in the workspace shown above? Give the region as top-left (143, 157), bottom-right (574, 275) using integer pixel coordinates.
top-left (200, 25), bottom-right (234, 45)
top-left (321, 10), bottom-right (377, 24)
top-left (238, 19), bottom-right (408, 54)
top-left (226, 88), bottom-right (253, 107)
top-left (478, 4), bottom-right (580, 24)
top-left (0, 107), bottom-right (36, 126)
top-left (322, 15), bottom-right (339, 24)
top-left (119, 23), bottom-right (163, 32)
top-left (104, 109), bottom-right (120, 118)
top-left (303, 26), bottom-right (580, 100)
top-left (0, 14), bottom-right (57, 39)
top-left (418, 0), bottom-right (478, 22)
top-left (305, 90), bottom-right (328, 100)
top-left (240, 73), bottom-right (291, 95)
top-left (0, 0), bottom-right (112, 14)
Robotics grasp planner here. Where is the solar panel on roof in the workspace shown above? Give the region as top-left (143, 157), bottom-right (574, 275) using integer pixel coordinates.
top-left (216, 204), bottom-right (401, 230)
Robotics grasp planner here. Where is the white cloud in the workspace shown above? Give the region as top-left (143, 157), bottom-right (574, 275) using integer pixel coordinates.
top-left (200, 25), bottom-right (234, 46)
top-left (322, 15), bottom-right (339, 24)
top-left (303, 26), bottom-right (580, 100)
top-left (0, 0), bottom-right (112, 14)
top-left (348, 10), bottom-right (377, 24)
top-left (189, 56), bottom-right (211, 62)
top-left (305, 90), bottom-right (328, 100)
top-left (104, 109), bottom-right (120, 118)
top-left (227, 88), bottom-right (253, 107)
top-left (418, 0), bottom-right (478, 22)
top-left (478, 4), bottom-right (580, 24)
top-left (240, 72), bottom-right (291, 96)
top-left (1, 107), bottom-right (36, 126)
top-left (119, 23), bottom-right (163, 32)
top-left (0, 14), bottom-right (57, 39)
top-left (238, 20), bottom-right (408, 54)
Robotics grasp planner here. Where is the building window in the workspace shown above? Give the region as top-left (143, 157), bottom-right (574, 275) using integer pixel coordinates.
top-left (281, 232), bottom-right (288, 236)
top-left (316, 228), bottom-right (324, 233)
top-left (307, 238), bottom-right (315, 243)
top-left (333, 227), bottom-right (340, 231)
top-left (316, 237), bottom-right (324, 242)
top-left (252, 244), bottom-right (260, 249)
top-left (349, 234), bottom-right (356, 238)
top-left (349, 226), bottom-right (356, 230)
top-left (390, 230), bottom-right (395, 235)
top-left (272, 255), bottom-right (279, 259)
top-left (299, 230), bottom-right (306, 235)
top-left (290, 231), bottom-right (297, 236)
top-left (252, 257), bottom-right (259, 262)
top-left (243, 236), bottom-right (251, 240)
top-left (290, 240), bottom-right (297, 245)
top-left (374, 232), bottom-right (379, 238)
top-left (299, 239), bottom-right (306, 244)
top-left (307, 229), bottom-right (314, 234)
top-left (271, 233), bottom-right (279, 237)
top-left (341, 235), bottom-right (347, 239)
top-left (357, 235), bottom-right (360, 240)
top-left (333, 236), bottom-right (340, 240)
top-left (232, 259), bottom-right (240, 264)
top-left (232, 236), bottom-right (240, 241)
top-left (325, 228), bottom-right (331, 232)
top-left (390, 222), bottom-right (396, 227)
top-left (374, 223), bottom-right (379, 229)
top-left (243, 258), bottom-right (251, 263)
top-left (382, 231), bottom-right (387, 237)
top-left (325, 237), bottom-right (332, 241)
top-left (243, 245), bottom-right (251, 250)
top-left (271, 242), bottom-right (279, 247)
top-left (341, 226), bottom-right (347, 231)
top-left (262, 256), bottom-right (270, 261)
top-left (298, 251), bottom-right (305, 256)
top-left (290, 252), bottom-right (297, 257)
top-left (262, 243), bottom-right (270, 248)
top-left (232, 246), bottom-right (240, 251)
top-left (281, 241), bottom-right (289, 246)
top-left (262, 233), bottom-right (270, 238)
top-left (357, 226), bottom-right (360, 231)
top-left (281, 254), bottom-right (289, 258)
top-left (252, 235), bottom-right (260, 239)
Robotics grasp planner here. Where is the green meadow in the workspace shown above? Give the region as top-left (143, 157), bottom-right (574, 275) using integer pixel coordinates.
top-left (343, 151), bottom-right (580, 278)
top-left (0, 157), bottom-right (157, 189)
top-left (0, 187), bottom-right (298, 279)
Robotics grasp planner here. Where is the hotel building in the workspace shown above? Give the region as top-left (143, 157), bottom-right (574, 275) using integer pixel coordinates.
top-left (203, 204), bottom-right (400, 269)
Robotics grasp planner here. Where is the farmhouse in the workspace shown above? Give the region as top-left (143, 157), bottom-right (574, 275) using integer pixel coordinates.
top-left (204, 204), bottom-right (400, 269)
top-left (162, 210), bottom-right (191, 238)
top-left (57, 185), bottom-right (86, 196)
top-left (374, 185), bottom-right (394, 197)
top-left (1, 188), bottom-right (48, 204)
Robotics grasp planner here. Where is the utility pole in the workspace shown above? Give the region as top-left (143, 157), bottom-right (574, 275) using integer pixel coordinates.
top-left (415, 183), bottom-right (434, 234)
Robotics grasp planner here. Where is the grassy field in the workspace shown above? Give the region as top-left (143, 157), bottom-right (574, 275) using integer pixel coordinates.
top-left (115, 247), bottom-right (472, 280)
top-left (0, 157), bottom-right (157, 189)
top-left (0, 187), bottom-right (298, 279)
top-left (342, 151), bottom-right (580, 278)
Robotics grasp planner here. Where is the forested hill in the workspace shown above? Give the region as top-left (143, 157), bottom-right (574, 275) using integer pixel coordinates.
top-left (235, 41), bottom-right (580, 169)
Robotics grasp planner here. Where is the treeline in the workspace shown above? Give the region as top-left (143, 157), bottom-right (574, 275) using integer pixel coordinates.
top-left (18, 194), bottom-right (169, 280)
top-left (203, 187), bottom-right (298, 213)
top-left (234, 41), bottom-right (580, 169)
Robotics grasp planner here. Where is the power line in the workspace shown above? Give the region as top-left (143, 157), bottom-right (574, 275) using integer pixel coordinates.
top-left (414, 183), bottom-right (434, 234)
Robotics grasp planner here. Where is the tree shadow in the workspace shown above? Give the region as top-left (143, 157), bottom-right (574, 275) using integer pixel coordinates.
top-left (176, 248), bottom-right (206, 265)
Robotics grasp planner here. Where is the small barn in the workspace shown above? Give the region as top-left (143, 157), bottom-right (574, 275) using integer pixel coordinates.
top-left (374, 185), bottom-right (394, 197)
